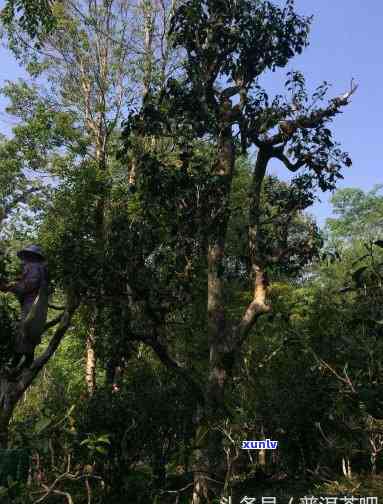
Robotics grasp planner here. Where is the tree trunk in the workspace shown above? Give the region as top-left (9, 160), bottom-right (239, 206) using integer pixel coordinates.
top-left (191, 143), bottom-right (272, 502)
top-left (85, 326), bottom-right (97, 396)
top-left (142, 0), bottom-right (155, 99)
top-left (192, 474), bottom-right (210, 504)
top-left (0, 377), bottom-right (17, 449)
top-left (192, 115), bottom-right (235, 503)
top-left (83, 163), bottom-right (105, 396)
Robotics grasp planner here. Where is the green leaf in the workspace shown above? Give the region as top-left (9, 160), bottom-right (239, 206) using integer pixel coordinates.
top-left (96, 435), bottom-right (111, 445)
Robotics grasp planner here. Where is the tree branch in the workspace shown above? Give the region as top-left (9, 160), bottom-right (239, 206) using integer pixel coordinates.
top-left (235, 148), bottom-right (271, 346)
top-left (15, 294), bottom-right (80, 396)
top-left (264, 81), bottom-right (358, 146)
top-left (43, 314), bottom-right (64, 332)
top-left (131, 332), bottom-right (205, 405)
top-left (220, 86), bottom-right (240, 99)
top-left (272, 149), bottom-right (306, 172)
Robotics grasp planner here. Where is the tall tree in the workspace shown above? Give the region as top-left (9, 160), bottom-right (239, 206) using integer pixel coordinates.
top-left (123, 0), bottom-right (356, 500)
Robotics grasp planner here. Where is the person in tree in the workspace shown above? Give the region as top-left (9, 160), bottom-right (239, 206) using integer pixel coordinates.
top-left (0, 245), bottom-right (48, 368)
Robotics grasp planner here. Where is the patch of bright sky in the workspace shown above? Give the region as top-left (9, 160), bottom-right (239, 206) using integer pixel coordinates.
top-left (0, 0), bottom-right (381, 227)
top-left (261, 0), bottom-right (382, 226)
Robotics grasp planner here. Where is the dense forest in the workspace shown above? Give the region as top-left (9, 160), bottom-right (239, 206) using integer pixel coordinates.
top-left (0, 0), bottom-right (381, 503)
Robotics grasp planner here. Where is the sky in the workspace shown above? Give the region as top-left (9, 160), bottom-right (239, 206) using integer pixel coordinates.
top-left (0, 0), bottom-right (382, 227)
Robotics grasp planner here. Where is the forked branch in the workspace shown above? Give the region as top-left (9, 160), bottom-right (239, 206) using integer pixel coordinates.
top-left (265, 80), bottom-right (358, 146)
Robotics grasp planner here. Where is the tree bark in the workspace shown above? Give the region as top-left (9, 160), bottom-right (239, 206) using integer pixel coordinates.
top-left (85, 322), bottom-right (97, 396)
top-left (192, 143), bottom-right (272, 502)
top-left (192, 109), bottom-right (235, 502)
top-left (0, 378), bottom-right (16, 449)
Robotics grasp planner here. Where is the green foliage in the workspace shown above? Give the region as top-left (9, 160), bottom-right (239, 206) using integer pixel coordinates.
top-left (80, 433), bottom-right (111, 457)
top-left (40, 160), bottom-right (110, 295)
top-left (1, 0), bottom-right (56, 42)
top-left (326, 186), bottom-right (383, 242)
top-left (170, 0), bottom-right (310, 84)
top-left (123, 0), bottom-right (312, 145)
top-left (0, 0), bottom-right (371, 501)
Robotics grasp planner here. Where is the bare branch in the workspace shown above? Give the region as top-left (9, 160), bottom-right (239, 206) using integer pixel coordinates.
top-left (33, 470), bottom-right (103, 504)
top-left (311, 351), bottom-right (357, 395)
top-left (256, 340), bottom-right (286, 369)
top-left (33, 472), bottom-right (77, 504)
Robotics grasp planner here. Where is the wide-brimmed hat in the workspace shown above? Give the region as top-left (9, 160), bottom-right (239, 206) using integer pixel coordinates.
top-left (17, 244), bottom-right (45, 260)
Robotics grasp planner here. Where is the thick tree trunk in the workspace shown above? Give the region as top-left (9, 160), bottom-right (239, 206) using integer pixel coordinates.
top-left (192, 144), bottom-right (272, 503)
top-left (192, 116), bottom-right (235, 503)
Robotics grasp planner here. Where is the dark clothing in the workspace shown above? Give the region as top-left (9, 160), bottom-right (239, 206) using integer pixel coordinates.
top-left (10, 262), bottom-right (45, 306)
top-left (8, 261), bottom-right (47, 354)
